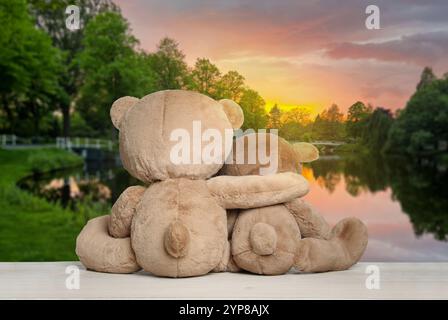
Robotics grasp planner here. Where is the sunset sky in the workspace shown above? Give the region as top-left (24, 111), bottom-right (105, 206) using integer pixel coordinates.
top-left (114, 0), bottom-right (448, 115)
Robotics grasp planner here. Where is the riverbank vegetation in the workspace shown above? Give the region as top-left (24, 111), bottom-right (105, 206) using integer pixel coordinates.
top-left (1, 0), bottom-right (447, 261)
top-left (0, 148), bottom-right (96, 261)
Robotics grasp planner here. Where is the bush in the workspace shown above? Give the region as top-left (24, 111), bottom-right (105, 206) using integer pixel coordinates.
top-left (27, 148), bottom-right (83, 174)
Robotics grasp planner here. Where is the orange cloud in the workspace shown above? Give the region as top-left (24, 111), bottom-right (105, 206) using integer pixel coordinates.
top-left (116, 0), bottom-right (448, 112)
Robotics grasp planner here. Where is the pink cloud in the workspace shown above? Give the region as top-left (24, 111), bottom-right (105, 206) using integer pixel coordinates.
top-left (326, 31), bottom-right (448, 68)
top-left (114, 0), bottom-right (448, 112)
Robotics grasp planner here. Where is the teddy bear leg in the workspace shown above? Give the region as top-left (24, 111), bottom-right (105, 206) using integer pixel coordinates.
top-left (213, 210), bottom-right (242, 273)
top-left (213, 241), bottom-right (241, 273)
top-left (76, 215), bottom-right (140, 273)
top-left (293, 217), bottom-right (368, 272)
top-left (285, 198), bottom-right (332, 239)
top-left (231, 205), bottom-right (301, 275)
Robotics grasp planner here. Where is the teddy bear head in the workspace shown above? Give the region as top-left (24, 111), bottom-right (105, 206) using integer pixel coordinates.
top-left (110, 90), bottom-right (244, 183)
top-left (220, 132), bottom-right (319, 176)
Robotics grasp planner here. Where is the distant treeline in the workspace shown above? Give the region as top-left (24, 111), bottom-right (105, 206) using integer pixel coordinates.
top-left (1, 1), bottom-right (447, 156)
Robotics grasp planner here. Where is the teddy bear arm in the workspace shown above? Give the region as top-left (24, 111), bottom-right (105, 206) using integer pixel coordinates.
top-left (76, 215), bottom-right (140, 273)
top-left (207, 172), bottom-right (309, 209)
top-left (284, 198), bottom-right (332, 239)
top-left (294, 217), bottom-right (368, 272)
top-left (108, 185), bottom-right (146, 238)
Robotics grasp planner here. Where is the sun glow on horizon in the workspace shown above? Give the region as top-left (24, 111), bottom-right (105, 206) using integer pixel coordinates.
top-left (264, 101), bottom-right (321, 119)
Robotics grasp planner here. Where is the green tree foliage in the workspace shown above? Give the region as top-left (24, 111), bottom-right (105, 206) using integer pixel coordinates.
top-left (29, 0), bottom-right (118, 137)
top-left (239, 89), bottom-right (268, 130)
top-left (188, 61), bottom-right (246, 102)
top-left (384, 70), bottom-right (448, 155)
top-left (346, 101), bottom-right (372, 139)
top-left (361, 107), bottom-right (394, 151)
top-left (388, 157), bottom-right (448, 241)
top-left (0, 0), bottom-right (62, 135)
top-left (278, 107), bottom-right (311, 140)
top-left (189, 58), bottom-right (221, 98)
top-left (312, 104), bottom-right (345, 140)
top-left (216, 70), bottom-right (245, 101)
top-left (268, 104), bottom-right (281, 129)
top-left (77, 11), bottom-right (156, 135)
top-left (416, 66), bottom-right (436, 91)
top-left (148, 37), bottom-right (189, 90)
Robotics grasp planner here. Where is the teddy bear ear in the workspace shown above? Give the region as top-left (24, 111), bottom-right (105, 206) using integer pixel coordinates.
top-left (110, 96), bottom-right (139, 130)
top-left (292, 142), bottom-right (319, 163)
top-left (219, 99), bottom-right (244, 129)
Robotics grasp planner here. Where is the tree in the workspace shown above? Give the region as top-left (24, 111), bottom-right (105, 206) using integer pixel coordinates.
top-left (239, 89), bottom-right (268, 130)
top-left (0, 0), bottom-right (33, 132)
top-left (21, 30), bottom-right (63, 136)
top-left (77, 12), bottom-right (156, 135)
top-left (279, 122), bottom-right (307, 140)
top-left (346, 101), bottom-right (372, 139)
top-left (148, 37), bottom-right (189, 90)
top-left (416, 66), bottom-right (436, 91)
top-left (385, 74), bottom-right (448, 154)
top-left (0, 0), bottom-right (62, 135)
top-left (268, 104), bottom-right (282, 129)
top-left (322, 104), bottom-right (343, 122)
top-left (361, 107), bottom-right (393, 151)
top-left (216, 70), bottom-right (245, 101)
top-left (283, 107), bottom-right (311, 125)
top-left (312, 104), bottom-right (345, 140)
top-left (277, 106), bottom-right (312, 140)
top-left (29, 0), bottom-right (118, 137)
top-left (312, 114), bottom-right (323, 139)
top-left (189, 58), bottom-right (221, 98)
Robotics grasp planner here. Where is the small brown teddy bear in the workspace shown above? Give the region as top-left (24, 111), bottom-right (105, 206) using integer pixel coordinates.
top-left (76, 90), bottom-right (310, 277)
top-left (221, 133), bottom-right (368, 275)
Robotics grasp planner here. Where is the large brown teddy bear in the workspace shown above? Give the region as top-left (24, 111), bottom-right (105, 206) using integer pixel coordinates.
top-left (75, 90), bottom-right (310, 277)
top-left (221, 133), bottom-right (368, 275)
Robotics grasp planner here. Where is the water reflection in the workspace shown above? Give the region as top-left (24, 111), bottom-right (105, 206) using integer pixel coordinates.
top-left (18, 161), bottom-right (140, 223)
top-left (307, 154), bottom-right (448, 241)
top-left (303, 153), bottom-right (448, 261)
top-left (18, 154), bottom-right (448, 261)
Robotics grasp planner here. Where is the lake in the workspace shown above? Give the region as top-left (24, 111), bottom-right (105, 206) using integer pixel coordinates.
top-left (18, 153), bottom-right (448, 262)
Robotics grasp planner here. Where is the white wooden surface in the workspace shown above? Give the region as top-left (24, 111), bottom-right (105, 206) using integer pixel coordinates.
top-left (1, 262), bottom-right (447, 299)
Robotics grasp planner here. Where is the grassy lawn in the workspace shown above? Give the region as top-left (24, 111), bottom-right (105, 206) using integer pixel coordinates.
top-left (0, 148), bottom-right (86, 261)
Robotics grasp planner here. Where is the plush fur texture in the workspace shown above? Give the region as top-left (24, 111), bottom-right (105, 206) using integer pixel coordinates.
top-left (109, 186), bottom-right (146, 238)
top-left (131, 179), bottom-right (228, 277)
top-left (76, 90), bottom-right (367, 277)
top-left (222, 133), bottom-right (368, 274)
top-left (118, 90), bottom-right (232, 182)
top-left (220, 133), bottom-right (302, 176)
top-left (207, 172), bottom-right (309, 209)
top-left (76, 90), bottom-right (312, 278)
top-left (219, 99), bottom-right (244, 129)
top-left (76, 215), bottom-right (140, 273)
top-left (232, 205), bottom-right (301, 275)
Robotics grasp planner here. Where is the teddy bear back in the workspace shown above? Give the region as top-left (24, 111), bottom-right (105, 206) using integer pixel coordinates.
top-left (111, 90), bottom-right (237, 183)
top-left (220, 132), bottom-right (308, 176)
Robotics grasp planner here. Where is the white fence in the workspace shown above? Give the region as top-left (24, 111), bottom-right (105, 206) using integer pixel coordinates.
top-left (1, 135), bottom-right (114, 151)
top-left (55, 137), bottom-right (113, 151)
top-left (1, 134), bottom-right (17, 146)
